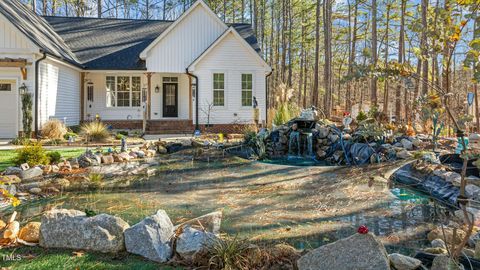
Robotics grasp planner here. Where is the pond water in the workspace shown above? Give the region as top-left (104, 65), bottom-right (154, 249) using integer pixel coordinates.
top-left (2, 154), bottom-right (444, 255)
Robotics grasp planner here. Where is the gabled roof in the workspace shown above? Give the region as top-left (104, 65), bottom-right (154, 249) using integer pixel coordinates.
top-left (188, 27), bottom-right (270, 72)
top-left (139, 0), bottom-right (227, 59)
top-left (0, 0), bottom-right (79, 66)
top-left (1, 0), bottom-right (262, 70)
top-left (44, 17), bottom-right (173, 70)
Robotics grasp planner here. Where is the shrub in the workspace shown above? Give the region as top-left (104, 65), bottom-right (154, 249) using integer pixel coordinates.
top-left (81, 121), bottom-right (110, 142)
top-left (356, 111), bottom-right (368, 122)
top-left (10, 137), bottom-right (32, 145)
top-left (88, 173), bottom-right (104, 190)
top-left (47, 151), bottom-right (62, 164)
top-left (273, 103), bottom-right (291, 126)
top-left (41, 119), bottom-right (67, 140)
top-left (63, 131), bottom-right (77, 141)
top-left (115, 133), bottom-right (125, 140)
top-left (14, 142), bottom-right (50, 166)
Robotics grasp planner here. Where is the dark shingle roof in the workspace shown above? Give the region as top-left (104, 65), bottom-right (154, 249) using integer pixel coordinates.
top-left (44, 17), bottom-right (173, 70)
top-left (0, 0), bottom-right (79, 65)
top-left (45, 17), bottom-right (260, 70)
top-left (0, 0), bottom-right (261, 70)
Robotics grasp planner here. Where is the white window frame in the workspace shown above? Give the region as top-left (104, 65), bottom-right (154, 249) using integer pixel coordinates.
top-left (241, 73), bottom-right (253, 107)
top-left (212, 72), bottom-right (225, 107)
top-left (105, 75), bottom-right (142, 108)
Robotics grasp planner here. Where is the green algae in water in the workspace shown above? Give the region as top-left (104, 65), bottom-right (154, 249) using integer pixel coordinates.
top-left (390, 187), bottom-right (430, 204)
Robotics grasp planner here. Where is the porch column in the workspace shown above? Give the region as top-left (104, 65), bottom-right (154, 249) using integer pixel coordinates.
top-left (80, 72), bottom-right (85, 122)
top-left (147, 73), bottom-right (152, 119)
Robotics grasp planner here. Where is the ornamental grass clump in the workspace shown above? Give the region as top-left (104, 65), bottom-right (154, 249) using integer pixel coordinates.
top-left (81, 121), bottom-right (110, 142)
top-left (41, 119), bottom-right (67, 140)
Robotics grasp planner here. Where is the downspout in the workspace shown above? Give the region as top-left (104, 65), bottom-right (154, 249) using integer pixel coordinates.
top-left (35, 51), bottom-right (47, 137)
top-left (185, 68), bottom-right (199, 131)
top-left (265, 70), bottom-right (273, 125)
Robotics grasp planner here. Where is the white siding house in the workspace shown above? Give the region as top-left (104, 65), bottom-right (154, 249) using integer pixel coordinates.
top-left (0, 0), bottom-right (271, 137)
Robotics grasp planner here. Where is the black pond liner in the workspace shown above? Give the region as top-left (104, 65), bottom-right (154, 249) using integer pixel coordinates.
top-left (391, 154), bottom-right (480, 269)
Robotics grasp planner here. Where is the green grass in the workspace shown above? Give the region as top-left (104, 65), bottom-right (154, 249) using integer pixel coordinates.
top-left (0, 148), bottom-right (86, 172)
top-left (0, 246), bottom-right (182, 270)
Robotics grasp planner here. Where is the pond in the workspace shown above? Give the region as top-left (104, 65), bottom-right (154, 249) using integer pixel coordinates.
top-left (3, 153), bottom-right (444, 255)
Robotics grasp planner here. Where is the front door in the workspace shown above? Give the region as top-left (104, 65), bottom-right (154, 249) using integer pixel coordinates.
top-left (163, 83), bottom-right (178, 117)
top-left (0, 79), bottom-right (18, 138)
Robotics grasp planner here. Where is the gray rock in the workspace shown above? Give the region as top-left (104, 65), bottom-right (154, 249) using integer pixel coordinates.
top-left (396, 150), bottom-right (412, 160)
top-left (39, 209), bottom-right (129, 253)
top-left (20, 167), bottom-right (44, 181)
top-left (297, 233), bottom-right (390, 270)
top-left (0, 184), bottom-right (16, 195)
top-left (388, 253), bottom-right (422, 270)
top-left (124, 209), bottom-right (174, 262)
top-left (328, 134), bottom-right (339, 143)
top-left (29, 187), bottom-right (42, 194)
top-left (445, 172), bottom-right (462, 186)
top-left (176, 226), bottom-right (218, 261)
top-left (401, 139), bottom-right (413, 150)
top-left (317, 127), bottom-right (329, 139)
top-left (412, 138), bottom-right (422, 148)
top-left (466, 184), bottom-right (480, 200)
top-left (4, 166), bottom-right (22, 175)
top-left (431, 239), bottom-right (447, 249)
top-left (175, 211), bottom-right (222, 235)
top-left (431, 255), bottom-right (463, 270)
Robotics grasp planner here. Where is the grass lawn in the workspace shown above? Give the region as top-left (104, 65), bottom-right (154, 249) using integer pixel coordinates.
top-left (0, 148), bottom-right (87, 172)
top-left (0, 246), bottom-right (182, 270)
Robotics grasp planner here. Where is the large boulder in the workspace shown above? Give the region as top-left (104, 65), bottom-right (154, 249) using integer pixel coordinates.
top-left (124, 209), bottom-right (174, 263)
top-left (388, 253), bottom-right (422, 270)
top-left (297, 233), bottom-right (390, 270)
top-left (175, 211), bottom-right (222, 235)
top-left (396, 150), bottom-right (412, 160)
top-left (176, 226), bottom-right (218, 261)
top-left (20, 167), bottom-right (43, 181)
top-left (39, 209), bottom-right (129, 253)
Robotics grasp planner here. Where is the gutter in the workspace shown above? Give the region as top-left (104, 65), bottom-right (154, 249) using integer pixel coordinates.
top-left (265, 70), bottom-right (273, 125)
top-left (185, 68), bottom-right (200, 131)
top-left (35, 51), bottom-right (47, 137)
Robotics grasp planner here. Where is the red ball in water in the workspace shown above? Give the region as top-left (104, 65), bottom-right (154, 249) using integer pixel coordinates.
top-left (357, 225), bottom-right (369, 234)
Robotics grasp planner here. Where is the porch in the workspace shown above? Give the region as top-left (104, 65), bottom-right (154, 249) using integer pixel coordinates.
top-left (83, 72), bottom-right (194, 132)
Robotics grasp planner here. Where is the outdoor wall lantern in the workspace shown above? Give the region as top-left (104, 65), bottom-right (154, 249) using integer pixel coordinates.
top-left (19, 83), bottom-right (28, 95)
top-left (155, 85), bottom-right (160, 93)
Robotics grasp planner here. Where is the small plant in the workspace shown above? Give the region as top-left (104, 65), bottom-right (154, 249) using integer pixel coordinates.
top-left (81, 121), bottom-right (110, 142)
top-left (46, 151), bottom-right (62, 164)
top-left (356, 111), bottom-right (368, 122)
top-left (88, 173), bottom-right (104, 190)
top-left (115, 133), bottom-right (125, 140)
top-left (41, 119), bottom-right (67, 140)
top-left (14, 142), bottom-right (50, 166)
top-left (21, 91), bottom-right (33, 138)
top-left (63, 131), bottom-right (77, 141)
top-left (207, 236), bottom-right (250, 270)
top-left (10, 136), bottom-right (31, 145)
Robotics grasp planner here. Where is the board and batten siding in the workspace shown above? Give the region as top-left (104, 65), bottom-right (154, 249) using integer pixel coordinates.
top-left (84, 73), bottom-right (146, 121)
top-left (150, 73), bottom-right (190, 120)
top-left (192, 32), bottom-right (268, 125)
top-left (145, 4), bottom-right (227, 73)
top-left (38, 59), bottom-right (80, 127)
top-left (0, 13), bottom-right (38, 137)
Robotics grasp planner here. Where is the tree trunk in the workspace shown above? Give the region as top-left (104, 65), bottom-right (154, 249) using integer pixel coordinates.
top-left (323, 0), bottom-right (333, 117)
top-left (370, 0), bottom-right (378, 106)
top-left (287, 0), bottom-right (293, 87)
top-left (346, 0), bottom-right (358, 113)
top-left (312, 0), bottom-right (321, 107)
top-left (97, 0), bottom-right (102, 18)
top-left (298, 5), bottom-right (305, 106)
top-left (395, 0), bottom-right (406, 123)
top-left (382, 2), bottom-right (390, 113)
top-left (421, 0), bottom-right (429, 96)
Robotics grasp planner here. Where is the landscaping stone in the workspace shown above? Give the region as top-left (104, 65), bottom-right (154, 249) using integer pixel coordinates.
top-left (124, 209), bottom-right (174, 262)
top-left (52, 178), bottom-right (70, 188)
top-left (176, 226), bottom-right (218, 261)
top-left (18, 222), bottom-right (41, 243)
top-left (428, 226), bottom-right (466, 245)
top-left (297, 233), bottom-right (390, 270)
top-left (39, 209), bottom-right (129, 253)
top-left (70, 159), bottom-right (80, 169)
top-left (4, 166), bottom-right (22, 175)
top-left (113, 154), bottom-right (123, 162)
top-left (388, 253), bottom-right (422, 270)
top-left (317, 127), bottom-right (329, 139)
top-left (430, 255), bottom-right (463, 270)
top-left (175, 211), bottom-right (222, 235)
top-left (20, 167), bottom-right (43, 181)
top-left (29, 187), bottom-right (42, 194)
top-left (101, 155), bottom-right (114, 164)
top-left (423, 247), bottom-right (447, 254)
top-left (454, 207), bottom-right (480, 226)
top-left (136, 150), bottom-right (145, 158)
top-left (0, 175), bottom-right (21, 184)
top-left (396, 150), bottom-right (412, 159)
top-left (444, 172), bottom-right (462, 186)
top-left (466, 184), bottom-right (480, 200)
top-left (43, 165), bottom-right (52, 174)
top-left (59, 161), bottom-right (72, 172)
top-left (157, 145), bottom-right (168, 154)
top-left (0, 184), bottom-right (16, 195)
top-left (118, 152), bottom-right (131, 161)
top-left (401, 139), bottom-right (413, 150)
top-left (431, 239), bottom-right (446, 249)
